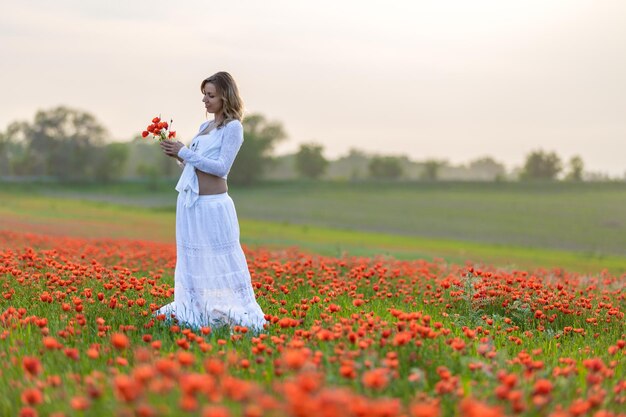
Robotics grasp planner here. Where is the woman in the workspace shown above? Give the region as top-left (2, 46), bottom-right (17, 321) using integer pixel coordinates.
top-left (157, 71), bottom-right (267, 330)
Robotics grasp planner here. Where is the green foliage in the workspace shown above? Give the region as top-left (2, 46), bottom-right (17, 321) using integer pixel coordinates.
top-left (0, 108), bottom-right (291, 184)
top-left (520, 149), bottom-right (562, 180)
top-left (136, 164), bottom-right (161, 190)
top-left (368, 156), bottom-right (404, 179)
top-left (451, 272), bottom-right (487, 328)
top-left (565, 155), bottom-right (584, 181)
top-left (2, 106), bottom-right (109, 180)
top-left (419, 159), bottom-right (447, 181)
top-left (324, 148), bottom-right (370, 181)
top-left (3, 121), bottom-right (34, 176)
top-left (124, 136), bottom-right (177, 181)
top-left (228, 114), bottom-right (287, 185)
top-left (93, 142), bottom-right (130, 183)
top-left (467, 156), bottom-right (507, 181)
top-left (0, 130), bottom-right (9, 176)
top-left (295, 142), bottom-right (328, 179)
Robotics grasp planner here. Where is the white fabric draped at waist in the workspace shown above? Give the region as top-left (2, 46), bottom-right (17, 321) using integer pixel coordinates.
top-left (175, 163), bottom-right (199, 208)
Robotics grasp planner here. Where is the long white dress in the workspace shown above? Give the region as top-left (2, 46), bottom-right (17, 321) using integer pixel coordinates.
top-left (155, 119), bottom-right (267, 330)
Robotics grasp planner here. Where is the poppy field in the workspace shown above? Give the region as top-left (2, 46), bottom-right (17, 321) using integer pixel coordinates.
top-left (1, 228), bottom-right (625, 417)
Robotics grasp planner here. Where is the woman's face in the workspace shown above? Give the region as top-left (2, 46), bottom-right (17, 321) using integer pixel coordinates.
top-left (202, 82), bottom-right (223, 115)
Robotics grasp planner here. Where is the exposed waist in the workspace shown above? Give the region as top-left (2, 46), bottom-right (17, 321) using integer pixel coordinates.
top-left (195, 192), bottom-right (229, 201)
top-left (197, 173), bottom-right (228, 195)
top-left (196, 169), bottom-right (227, 180)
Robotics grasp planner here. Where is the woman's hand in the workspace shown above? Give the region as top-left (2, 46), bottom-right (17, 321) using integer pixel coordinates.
top-left (160, 140), bottom-right (185, 158)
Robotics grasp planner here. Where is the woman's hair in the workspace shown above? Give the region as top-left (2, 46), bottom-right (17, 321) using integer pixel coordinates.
top-left (200, 71), bottom-right (244, 128)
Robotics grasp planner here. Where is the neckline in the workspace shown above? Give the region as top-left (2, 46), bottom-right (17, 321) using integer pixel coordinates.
top-left (199, 128), bottom-right (216, 136)
top-left (195, 121), bottom-right (217, 138)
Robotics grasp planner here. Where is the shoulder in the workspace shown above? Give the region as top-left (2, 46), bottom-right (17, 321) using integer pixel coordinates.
top-left (223, 119), bottom-right (243, 130)
top-left (222, 119), bottom-right (243, 138)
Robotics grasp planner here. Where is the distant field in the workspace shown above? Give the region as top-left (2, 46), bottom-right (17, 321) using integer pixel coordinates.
top-left (232, 181), bottom-right (626, 257)
top-left (1, 180), bottom-right (625, 273)
top-left (5, 179), bottom-right (626, 254)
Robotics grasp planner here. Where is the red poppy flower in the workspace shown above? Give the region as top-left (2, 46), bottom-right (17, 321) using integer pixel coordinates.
top-left (22, 357), bottom-right (42, 377)
top-left (111, 333), bottom-right (130, 350)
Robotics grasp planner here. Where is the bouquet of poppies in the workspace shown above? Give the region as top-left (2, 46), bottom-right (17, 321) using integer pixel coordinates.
top-left (142, 116), bottom-right (176, 142)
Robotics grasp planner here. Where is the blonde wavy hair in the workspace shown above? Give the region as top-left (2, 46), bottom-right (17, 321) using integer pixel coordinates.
top-left (201, 71), bottom-right (244, 129)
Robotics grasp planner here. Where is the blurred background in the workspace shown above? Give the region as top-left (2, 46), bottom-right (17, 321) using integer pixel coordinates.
top-left (1, 0), bottom-right (625, 272)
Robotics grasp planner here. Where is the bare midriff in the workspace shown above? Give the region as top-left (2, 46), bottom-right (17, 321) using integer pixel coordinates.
top-left (197, 170), bottom-right (228, 195)
top-left (187, 122), bottom-right (228, 195)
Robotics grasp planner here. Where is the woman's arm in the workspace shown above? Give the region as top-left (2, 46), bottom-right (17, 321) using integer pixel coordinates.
top-left (176, 121), bottom-right (244, 177)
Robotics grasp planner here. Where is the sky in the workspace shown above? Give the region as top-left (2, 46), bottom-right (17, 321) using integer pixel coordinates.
top-left (1, 0), bottom-right (625, 176)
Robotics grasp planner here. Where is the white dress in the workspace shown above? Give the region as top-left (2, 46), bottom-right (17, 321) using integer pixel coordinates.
top-left (155, 119), bottom-right (267, 330)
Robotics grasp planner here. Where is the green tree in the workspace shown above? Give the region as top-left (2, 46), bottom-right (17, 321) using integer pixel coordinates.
top-left (3, 121), bottom-right (33, 176)
top-left (295, 142), bottom-right (328, 179)
top-left (368, 156), bottom-right (404, 179)
top-left (467, 156), bottom-right (507, 181)
top-left (420, 159), bottom-right (447, 181)
top-left (520, 150), bottom-right (562, 180)
top-left (0, 130), bottom-right (9, 176)
top-left (4, 106), bottom-right (109, 180)
top-left (228, 113), bottom-right (287, 185)
top-left (136, 163), bottom-right (160, 190)
top-left (564, 155), bottom-right (584, 181)
top-left (94, 142), bottom-right (130, 182)
top-left (325, 148), bottom-right (370, 181)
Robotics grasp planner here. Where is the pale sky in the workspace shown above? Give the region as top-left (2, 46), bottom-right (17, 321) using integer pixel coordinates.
top-left (2, 0), bottom-right (625, 176)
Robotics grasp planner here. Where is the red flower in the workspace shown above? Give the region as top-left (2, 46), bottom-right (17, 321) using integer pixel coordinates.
top-left (143, 116), bottom-right (174, 142)
top-left (70, 396), bottom-right (90, 411)
top-left (202, 406), bottom-right (231, 417)
top-left (283, 349), bottom-right (308, 370)
top-left (177, 351), bottom-right (195, 367)
top-left (18, 407), bottom-right (38, 417)
top-left (114, 374), bottom-right (143, 402)
top-left (410, 400), bottom-right (440, 417)
top-left (21, 388), bottom-right (43, 405)
top-left (204, 358), bottom-right (225, 376)
top-left (459, 397), bottom-right (504, 417)
top-left (533, 379), bottom-right (553, 395)
top-left (111, 333), bottom-right (130, 350)
top-left (362, 368), bottom-right (389, 390)
top-left (22, 357), bottom-right (42, 377)
top-left (43, 336), bottom-right (62, 350)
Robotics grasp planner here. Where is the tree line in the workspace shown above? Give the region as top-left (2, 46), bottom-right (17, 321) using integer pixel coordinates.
top-left (0, 106), bottom-right (618, 185)
top-left (0, 106), bottom-right (286, 185)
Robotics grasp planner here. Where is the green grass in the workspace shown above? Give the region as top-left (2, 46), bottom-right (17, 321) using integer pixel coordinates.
top-left (1, 180), bottom-right (625, 416)
top-left (5, 179), bottom-right (626, 256)
top-left (1, 233), bottom-right (624, 416)
top-left (1, 181), bottom-right (625, 274)
top-left (230, 180), bottom-right (626, 256)
top-left (239, 218), bottom-right (626, 274)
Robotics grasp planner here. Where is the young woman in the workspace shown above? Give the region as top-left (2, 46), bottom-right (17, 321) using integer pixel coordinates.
top-left (157, 71), bottom-right (267, 330)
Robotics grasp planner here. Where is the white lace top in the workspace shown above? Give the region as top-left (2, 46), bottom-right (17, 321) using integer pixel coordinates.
top-left (175, 119), bottom-right (244, 208)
